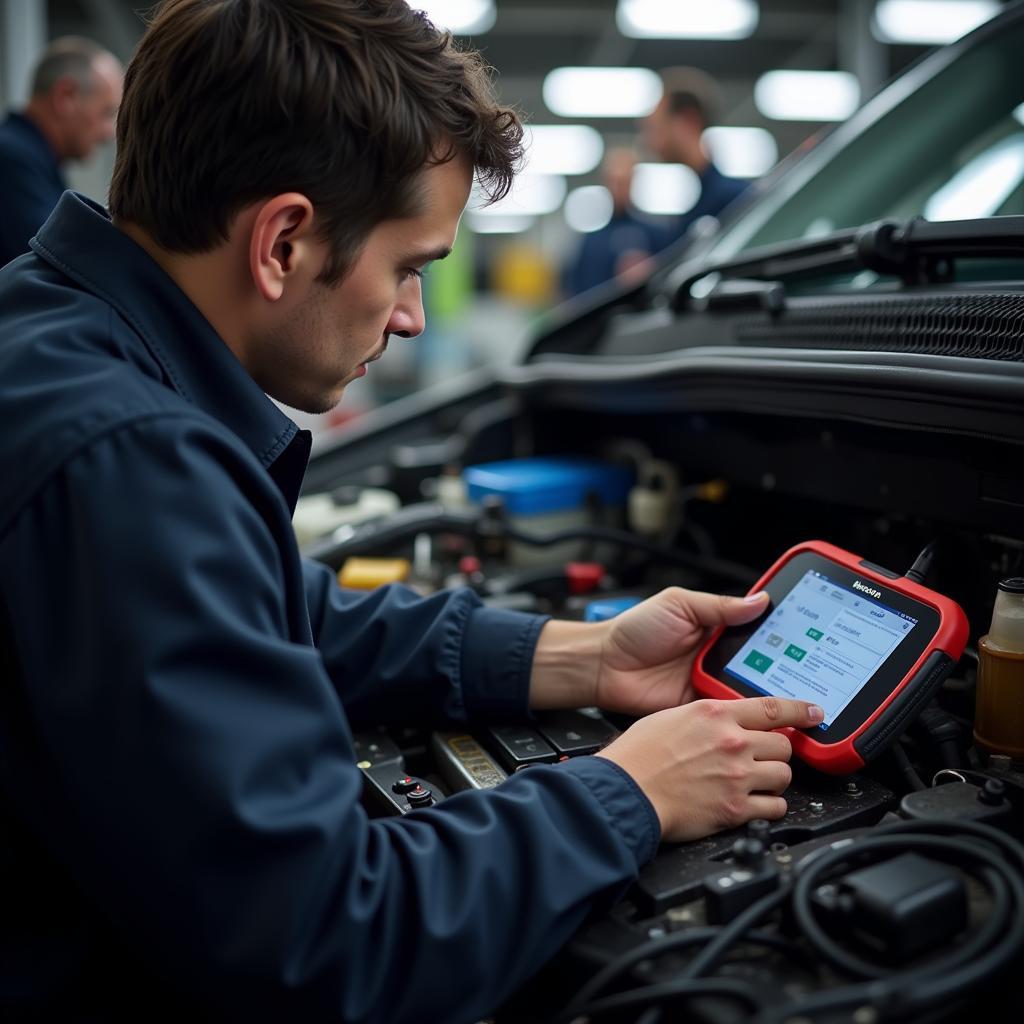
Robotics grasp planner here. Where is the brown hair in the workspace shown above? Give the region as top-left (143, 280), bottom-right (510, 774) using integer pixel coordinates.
top-left (109, 0), bottom-right (523, 281)
top-left (659, 66), bottom-right (724, 129)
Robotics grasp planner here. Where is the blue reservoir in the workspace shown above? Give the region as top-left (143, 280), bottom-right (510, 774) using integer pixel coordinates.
top-left (463, 457), bottom-right (634, 516)
top-left (583, 596), bottom-right (643, 622)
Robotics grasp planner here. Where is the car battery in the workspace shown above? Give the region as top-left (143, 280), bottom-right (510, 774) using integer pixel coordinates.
top-left (462, 457), bottom-right (634, 567)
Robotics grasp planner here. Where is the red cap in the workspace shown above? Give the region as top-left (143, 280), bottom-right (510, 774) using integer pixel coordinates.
top-left (566, 562), bottom-right (605, 595)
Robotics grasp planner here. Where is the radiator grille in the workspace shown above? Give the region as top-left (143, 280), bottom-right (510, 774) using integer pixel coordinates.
top-left (735, 293), bottom-right (1024, 360)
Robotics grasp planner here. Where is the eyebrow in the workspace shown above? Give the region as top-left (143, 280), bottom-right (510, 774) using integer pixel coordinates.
top-left (403, 246), bottom-right (453, 266)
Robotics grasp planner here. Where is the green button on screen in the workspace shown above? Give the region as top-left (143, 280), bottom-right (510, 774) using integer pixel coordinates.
top-left (806, 627), bottom-right (823, 641)
top-left (743, 650), bottom-right (774, 673)
top-left (785, 644), bottom-right (807, 662)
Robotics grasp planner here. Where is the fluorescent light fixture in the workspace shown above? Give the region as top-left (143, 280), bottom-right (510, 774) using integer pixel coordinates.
top-left (522, 125), bottom-right (604, 176)
top-left (465, 212), bottom-right (535, 233)
top-left (872, 1), bottom-right (998, 45)
top-left (410, 0), bottom-right (495, 34)
top-left (470, 173), bottom-right (567, 217)
top-left (617, 0), bottom-right (758, 39)
top-left (924, 135), bottom-right (1024, 220)
top-left (754, 70), bottom-right (860, 121)
top-left (630, 163), bottom-right (701, 216)
top-left (703, 126), bottom-right (778, 178)
top-left (543, 67), bottom-right (662, 118)
top-left (564, 186), bottom-right (614, 233)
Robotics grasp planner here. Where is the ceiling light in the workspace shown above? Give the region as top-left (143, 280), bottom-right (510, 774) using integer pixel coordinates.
top-left (466, 212), bottom-right (535, 233)
top-left (702, 126), bottom-right (778, 178)
top-left (872, 1), bottom-right (998, 45)
top-left (523, 125), bottom-right (605, 176)
top-left (630, 163), bottom-right (701, 216)
top-left (543, 67), bottom-right (662, 118)
top-left (470, 174), bottom-right (567, 217)
top-left (617, 0), bottom-right (758, 39)
top-left (754, 70), bottom-right (860, 121)
top-left (564, 186), bottom-right (614, 233)
top-left (410, 0), bottom-right (495, 34)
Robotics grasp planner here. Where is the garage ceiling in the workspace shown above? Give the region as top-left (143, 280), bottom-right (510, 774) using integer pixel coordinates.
top-left (43, 0), bottom-right (1013, 188)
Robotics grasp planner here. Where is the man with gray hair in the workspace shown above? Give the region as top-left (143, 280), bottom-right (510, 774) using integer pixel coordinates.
top-left (0, 36), bottom-right (123, 266)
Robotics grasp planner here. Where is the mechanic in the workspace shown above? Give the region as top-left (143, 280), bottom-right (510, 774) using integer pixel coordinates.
top-left (565, 146), bottom-right (673, 296)
top-left (644, 65), bottom-right (751, 244)
top-left (0, 36), bottom-right (122, 267)
top-left (0, 2), bottom-right (821, 1021)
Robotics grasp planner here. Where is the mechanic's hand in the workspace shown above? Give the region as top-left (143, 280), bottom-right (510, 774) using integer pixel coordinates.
top-left (593, 587), bottom-right (770, 716)
top-left (596, 696), bottom-right (824, 843)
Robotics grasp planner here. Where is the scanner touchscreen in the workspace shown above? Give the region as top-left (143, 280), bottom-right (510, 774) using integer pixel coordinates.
top-left (724, 569), bottom-right (918, 730)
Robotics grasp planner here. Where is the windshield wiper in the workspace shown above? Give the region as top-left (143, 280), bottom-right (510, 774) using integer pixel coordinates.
top-left (671, 215), bottom-right (1024, 311)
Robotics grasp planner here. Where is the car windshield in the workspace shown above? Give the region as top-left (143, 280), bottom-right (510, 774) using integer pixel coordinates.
top-left (704, 10), bottom-right (1024, 264)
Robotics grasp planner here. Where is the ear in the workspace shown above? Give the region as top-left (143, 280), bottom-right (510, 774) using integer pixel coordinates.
top-left (50, 75), bottom-right (80, 117)
top-left (249, 193), bottom-right (316, 302)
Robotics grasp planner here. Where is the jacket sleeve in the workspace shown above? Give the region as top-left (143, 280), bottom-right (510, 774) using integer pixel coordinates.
top-left (3, 414), bottom-right (660, 1024)
top-left (301, 556), bottom-right (548, 728)
top-left (0, 154), bottom-right (63, 265)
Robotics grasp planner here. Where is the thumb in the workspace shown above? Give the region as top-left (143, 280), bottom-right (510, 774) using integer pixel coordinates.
top-left (672, 588), bottom-right (770, 629)
top-left (725, 590), bottom-right (770, 625)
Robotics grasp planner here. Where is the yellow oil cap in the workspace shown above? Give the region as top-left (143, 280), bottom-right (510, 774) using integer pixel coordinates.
top-left (339, 557), bottom-right (411, 590)
top-left (696, 479), bottom-right (729, 503)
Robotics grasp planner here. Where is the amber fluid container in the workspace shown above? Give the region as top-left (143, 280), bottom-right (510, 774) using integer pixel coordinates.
top-left (974, 578), bottom-right (1024, 761)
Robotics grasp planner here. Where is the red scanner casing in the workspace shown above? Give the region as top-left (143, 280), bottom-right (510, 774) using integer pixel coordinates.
top-left (693, 540), bottom-right (969, 774)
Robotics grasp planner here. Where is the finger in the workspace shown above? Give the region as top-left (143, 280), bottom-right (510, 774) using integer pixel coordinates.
top-left (660, 587), bottom-right (770, 631)
top-left (749, 760), bottom-right (793, 796)
top-left (730, 695), bottom-right (824, 731)
top-left (750, 730), bottom-right (793, 762)
top-left (745, 794), bottom-right (789, 821)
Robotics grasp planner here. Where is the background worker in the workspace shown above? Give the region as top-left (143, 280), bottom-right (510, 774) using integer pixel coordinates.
top-left (0, 36), bottom-right (122, 266)
top-left (644, 65), bottom-right (750, 245)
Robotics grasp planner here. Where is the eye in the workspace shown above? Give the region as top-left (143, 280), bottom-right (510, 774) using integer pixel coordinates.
top-left (401, 262), bottom-right (430, 282)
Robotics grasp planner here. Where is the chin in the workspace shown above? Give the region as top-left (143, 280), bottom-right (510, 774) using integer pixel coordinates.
top-left (307, 389), bottom-right (346, 416)
top-left (269, 386), bottom-right (344, 417)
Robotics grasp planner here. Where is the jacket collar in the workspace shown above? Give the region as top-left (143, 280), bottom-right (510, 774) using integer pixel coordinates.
top-left (31, 192), bottom-right (310, 511)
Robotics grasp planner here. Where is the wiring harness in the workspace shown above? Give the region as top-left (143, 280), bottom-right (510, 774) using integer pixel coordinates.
top-left (551, 818), bottom-right (1024, 1024)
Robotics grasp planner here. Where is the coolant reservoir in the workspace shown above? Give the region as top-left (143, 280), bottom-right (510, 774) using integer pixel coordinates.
top-left (974, 578), bottom-right (1024, 760)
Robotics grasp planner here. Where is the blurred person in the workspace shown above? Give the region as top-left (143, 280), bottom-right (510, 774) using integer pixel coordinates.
top-left (0, 2), bottom-right (820, 1021)
top-left (644, 65), bottom-right (749, 244)
top-left (566, 146), bottom-right (670, 296)
top-left (0, 36), bottom-right (123, 266)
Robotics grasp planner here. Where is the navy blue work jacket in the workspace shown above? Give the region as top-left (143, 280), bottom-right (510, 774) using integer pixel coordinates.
top-left (0, 112), bottom-right (67, 268)
top-left (566, 210), bottom-right (672, 296)
top-left (0, 193), bottom-right (659, 1023)
top-left (667, 161), bottom-right (750, 244)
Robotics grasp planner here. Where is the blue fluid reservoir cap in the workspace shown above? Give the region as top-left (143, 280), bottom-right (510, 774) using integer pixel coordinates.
top-left (584, 596), bottom-right (643, 622)
top-left (463, 457), bottom-right (634, 517)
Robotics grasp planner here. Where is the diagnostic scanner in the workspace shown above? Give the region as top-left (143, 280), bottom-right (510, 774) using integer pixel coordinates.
top-left (694, 540), bottom-right (969, 774)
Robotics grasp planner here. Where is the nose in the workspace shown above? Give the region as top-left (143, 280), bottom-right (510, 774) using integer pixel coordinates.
top-left (386, 277), bottom-right (426, 339)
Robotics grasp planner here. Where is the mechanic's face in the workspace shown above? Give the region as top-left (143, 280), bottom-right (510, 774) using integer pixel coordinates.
top-left (253, 154), bottom-right (473, 414)
top-left (643, 98), bottom-right (674, 162)
top-left (61, 57), bottom-right (122, 160)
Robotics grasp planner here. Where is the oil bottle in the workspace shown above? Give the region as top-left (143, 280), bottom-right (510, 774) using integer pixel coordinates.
top-left (974, 578), bottom-right (1024, 761)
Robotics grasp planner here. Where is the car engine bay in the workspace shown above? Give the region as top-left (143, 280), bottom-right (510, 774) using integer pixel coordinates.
top-left (294, 345), bottom-right (1024, 1022)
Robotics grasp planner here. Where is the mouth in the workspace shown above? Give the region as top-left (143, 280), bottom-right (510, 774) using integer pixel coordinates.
top-left (350, 338), bottom-right (389, 380)
top-left (362, 338), bottom-right (389, 367)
